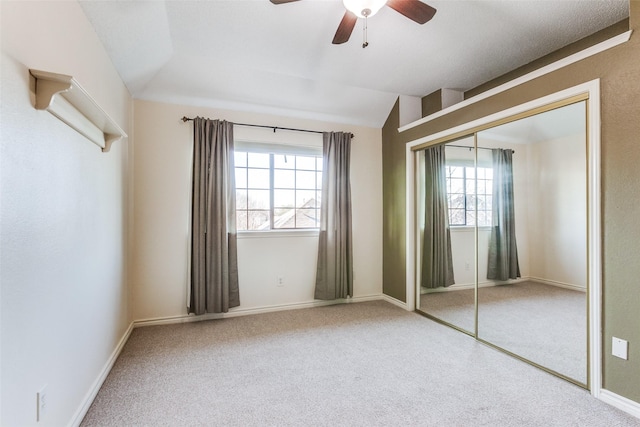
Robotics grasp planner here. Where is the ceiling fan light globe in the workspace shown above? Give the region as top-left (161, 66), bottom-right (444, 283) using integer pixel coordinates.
top-left (343, 0), bottom-right (387, 18)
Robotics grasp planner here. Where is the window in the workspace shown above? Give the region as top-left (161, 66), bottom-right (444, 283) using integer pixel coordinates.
top-left (445, 165), bottom-right (493, 227)
top-left (235, 150), bottom-right (322, 231)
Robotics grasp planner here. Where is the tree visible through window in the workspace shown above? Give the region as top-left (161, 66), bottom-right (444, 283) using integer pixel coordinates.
top-left (235, 151), bottom-right (322, 231)
top-left (445, 165), bottom-right (492, 227)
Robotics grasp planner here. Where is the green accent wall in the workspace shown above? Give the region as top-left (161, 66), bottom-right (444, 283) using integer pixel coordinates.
top-left (465, 18), bottom-right (630, 99)
top-left (382, 100), bottom-right (406, 301)
top-left (382, 2), bottom-right (640, 404)
top-left (421, 89), bottom-right (443, 118)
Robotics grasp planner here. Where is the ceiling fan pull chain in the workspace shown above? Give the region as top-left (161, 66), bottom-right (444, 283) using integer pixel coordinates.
top-left (363, 15), bottom-right (369, 48)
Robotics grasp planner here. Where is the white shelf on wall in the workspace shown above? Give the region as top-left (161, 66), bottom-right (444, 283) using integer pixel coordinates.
top-left (30, 69), bottom-right (127, 152)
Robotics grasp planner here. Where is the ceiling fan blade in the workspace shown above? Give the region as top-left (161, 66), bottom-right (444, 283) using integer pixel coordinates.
top-left (270, 0), bottom-right (301, 4)
top-left (332, 11), bottom-right (357, 44)
top-left (387, 0), bottom-right (436, 24)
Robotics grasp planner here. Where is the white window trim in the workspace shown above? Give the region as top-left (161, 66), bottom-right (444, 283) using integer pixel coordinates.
top-left (237, 229), bottom-right (319, 239)
top-left (234, 138), bottom-right (323, 232)
top-left (445, 163), bottom-right (493, 228)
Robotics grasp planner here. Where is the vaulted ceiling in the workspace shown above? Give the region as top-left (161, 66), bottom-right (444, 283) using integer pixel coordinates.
top-left (79, 0), bottom-right (628, 128)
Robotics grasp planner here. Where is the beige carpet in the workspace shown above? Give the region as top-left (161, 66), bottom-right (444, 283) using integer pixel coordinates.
top-left (81, 301), bottom-right (638, 426)
top-left (420, 281), bottom-right (587, 383)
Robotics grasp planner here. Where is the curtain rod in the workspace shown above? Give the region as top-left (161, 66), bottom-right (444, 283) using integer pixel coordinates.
top-left (181, 116), bottom-right (354, 139)
top-left (447, 144), bottom-right (515, 153)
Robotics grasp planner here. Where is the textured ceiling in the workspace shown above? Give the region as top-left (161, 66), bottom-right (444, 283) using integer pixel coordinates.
top-left (79, 0), bottom-right (628, 128)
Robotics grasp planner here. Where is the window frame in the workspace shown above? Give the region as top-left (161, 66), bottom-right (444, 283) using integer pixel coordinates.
top-left (234, 141), bottom-right (323, 233)
top-left (445, 163), bottom-right (493, 228)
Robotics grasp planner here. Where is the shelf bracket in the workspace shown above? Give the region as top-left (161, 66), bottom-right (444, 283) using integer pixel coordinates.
top-left (30, 69), bottom-right (127, 152)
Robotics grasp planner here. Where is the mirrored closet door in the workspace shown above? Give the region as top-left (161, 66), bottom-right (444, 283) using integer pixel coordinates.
top-left (416, 100), bottom-right (589, 387)
top-left (417, 136), bottom-right (477, 335)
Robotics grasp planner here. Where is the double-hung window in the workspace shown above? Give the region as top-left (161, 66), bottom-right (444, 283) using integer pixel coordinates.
top-left (234, 142), bottom-right (322, 231)
top-left (445, 165), bottom-right (493, 227)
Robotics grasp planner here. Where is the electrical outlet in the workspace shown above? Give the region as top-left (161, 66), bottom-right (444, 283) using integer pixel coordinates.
top-left (612, 337), bottom-right (628, 360)
top-left (276, 276), bottom-right (284, 287)
top-left (465, 262), bottom-right (470, 271)
top-left (37, 385), bottom-right (47, 422)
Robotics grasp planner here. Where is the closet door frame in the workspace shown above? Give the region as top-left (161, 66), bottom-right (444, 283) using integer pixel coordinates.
top-left (404, 79), bottom-right (601, 396)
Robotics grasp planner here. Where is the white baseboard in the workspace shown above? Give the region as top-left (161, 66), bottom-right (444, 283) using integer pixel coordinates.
top-left (382, 294), bottom-right (409, 310)
top-left (422, 278), bottom-right (527, 293)
top-left (68, 295), bottom-right (389, 425)
top-left (68, 321), bottom-right (134, 427)
top-left (133, 294), bottom-right (385, 328)
top-left (528, 277), bottom-right (587, 292)
top-left (599, 389), bottom-right (640, 419)
top-left (420, 277), bottom-right (585, 294)
top-left (66, 297), bottom-right (639, 425)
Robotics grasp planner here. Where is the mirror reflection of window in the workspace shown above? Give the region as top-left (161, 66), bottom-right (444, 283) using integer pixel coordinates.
top-left (417, 100), bottom-right (589, 387)
top-left (445, 165), bottom-right (493, 227)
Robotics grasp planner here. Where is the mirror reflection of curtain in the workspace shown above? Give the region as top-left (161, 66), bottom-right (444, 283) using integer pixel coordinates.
top-left (421, 146), bottom-right (455, 289)
top-left (487, 148), bottom-right (520, 280)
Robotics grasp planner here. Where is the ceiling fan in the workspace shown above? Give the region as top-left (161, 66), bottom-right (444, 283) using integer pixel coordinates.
top-left (270, 0), bottom-right (437, 47)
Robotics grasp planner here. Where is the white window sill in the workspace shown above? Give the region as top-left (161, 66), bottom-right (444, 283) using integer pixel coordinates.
top-left (237, 229), bottom-right (320, 239)
top-left (450, 226), bottom-right (492, 232)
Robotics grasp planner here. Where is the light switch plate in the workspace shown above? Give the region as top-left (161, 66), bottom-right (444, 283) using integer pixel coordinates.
top-left (612, 337), bottom-right (628, 360)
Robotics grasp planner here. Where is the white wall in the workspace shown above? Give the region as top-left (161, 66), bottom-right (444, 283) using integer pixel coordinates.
top-left (474, 137), bottom-right (532, 284)
top-left (1, 2), bottom-right (132, 426)
top-left (438, 139), bottom-right (531, 290)
top-left (132, 99), bottom-right (383, 321)
top-left (526, 133), bottom-right (587, 288)
top-left (424, 129), bottom-right (586, 292)
top-left (474, 131), bottom-right (586, 289)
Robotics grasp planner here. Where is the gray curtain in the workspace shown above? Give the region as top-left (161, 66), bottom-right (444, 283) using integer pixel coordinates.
top-left (189, 118), bottom-right (240, 314)
top-left (487, 148), bottom-right (520, 280)
top-left (422, 145), bottom-right (455, 288)
top-left (315, 132), bottom-right (353, 300)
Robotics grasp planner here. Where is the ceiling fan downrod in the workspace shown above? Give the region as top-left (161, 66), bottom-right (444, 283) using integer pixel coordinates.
top-left (271, 0), bottom-right (437, 47)
top-left (362, 9), bottom-right (370, 48)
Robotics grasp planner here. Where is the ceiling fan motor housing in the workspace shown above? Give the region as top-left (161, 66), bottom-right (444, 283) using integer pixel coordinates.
top-left (343, 0), bottom-right (387, 18)
top-left (271, 0), bottom-right (437, 45)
